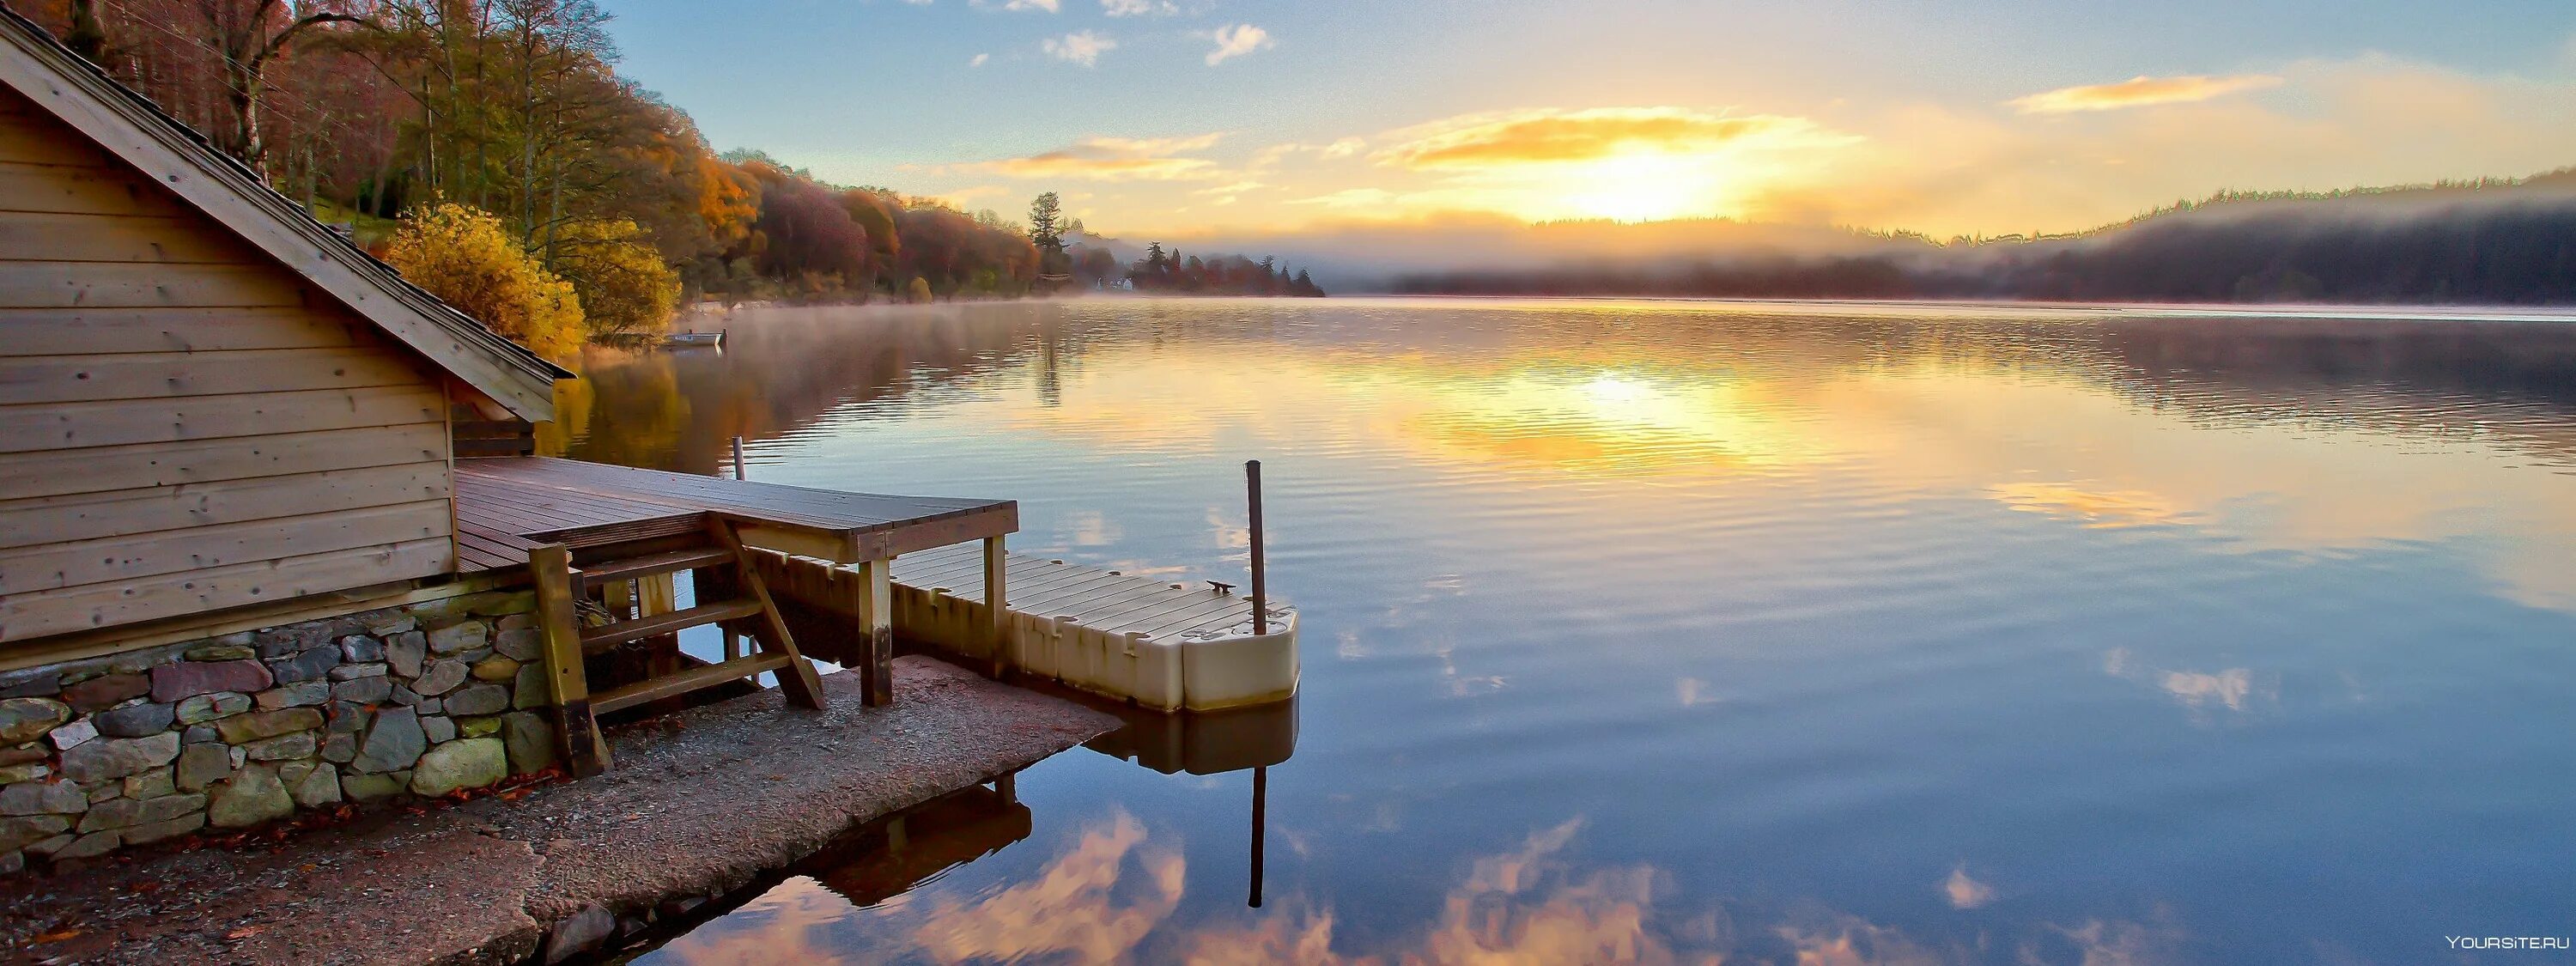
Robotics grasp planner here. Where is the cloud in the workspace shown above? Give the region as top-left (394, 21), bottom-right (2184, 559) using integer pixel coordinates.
top-left (1206, 24), bottom-right (1273, 65)
top-left (1042, 29), bottom-right (1115, 66)
top-left (1002, 0), bottom-right (1060, 10)
top-left (969, 52), bottom-right (990, 68)
top-left (1101, 0), bottom-right (1177, 15)
top-left (1288, 187), bottom-right (1400, 209)
top-left (2011, 73), bottom-right (2284, 113)
top-left (959, 133), bottom-right (1224, 180)
top-left (1376, 106), bottom-right (1850, 170)
top-left (1943, 865), bottom-right (1996, 909)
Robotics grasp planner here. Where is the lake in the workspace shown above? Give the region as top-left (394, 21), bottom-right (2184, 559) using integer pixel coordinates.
top-left (570, 298), bottom-right (2576, 964)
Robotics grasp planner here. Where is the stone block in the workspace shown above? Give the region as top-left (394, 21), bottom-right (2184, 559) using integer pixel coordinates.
top-left (210, 765), bottom-right (294, 829)
top-left (421, 714), bottom-right (455, 744)
top-left (122, 767), bottom-right (175, 800)
top-left (0, 745), bottom-right (43, 766)
top-left (0, 763), bottom-right (45, 784)
top-left (427, 621), bottom-right (489, 655)
top-left (413, 659), bottom-right (467, 696)
top-left (182, 642), bottom-right (256, 662)
top-left (59, 732), bottom-right (179, 783)
top-left (267, 645), bottom-right (342, 684)
top-left (329, 662), bottom-right (388, 683)
top-left (471, 656), bottom-right (522, 683)
top-left (364, 613), bottom-right (418, 637)
top-left (410, 738), bottom-right (505, 798)
top-left (386, 632), bottom-right (428, 678)
top-left (339, 635), bottom-right (386, 663)
top-left (53, 830), bottom-right (118, 860)
top-left (332, 676), bottom-right (393, 705)
top-left (458, 716), bottom-right (501, 738)
top-left (94, 701), bottom-right (177, 738)
top-left (149, 660), bottom-right (271, 703)
top-left (445, 683), bottom-right (511, 717)
top-left (343, 770), bottom-right (410, 801)
top-left (514, 665), bottom-right (549, 710)
top-left (214, 708), bottom-right (324, 744)
top-left (493, 628), bottom-right (543, 662)
top-left (47, 719), bottom-right (96, 750)
top-left (0, 781), bottom-right (85, 816)
top-left (351, 708), bottom-right (426, 774)
top-left (289, 762), bottom-right (340, 808)
top-left (81, 792), bottom-right (203, 833)
top-left (182, 725), bottom-right (220, 744)
top-left (0, 698), bottom-right (70, 744)
top-left (60, 674), bottom-right (148, 714)
top-left (240, 732), bottom-right (318, 761)
top-left (256, 681), bottom-right (333, 710)
top-left (123, 811), bottom-right (205, 845)
top-left (321, 733), bottom-right (357, 764)
top-left (501, 713), bottom-right (556, 775)
top-left (174, 691), bottom-right (251, 725)
top-left (174, 744), bottom-right (232, 793)
top-left (0, 815), bottom-right (70, 852)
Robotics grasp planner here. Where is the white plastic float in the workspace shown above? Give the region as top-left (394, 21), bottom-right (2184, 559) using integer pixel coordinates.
top-left (886, 546), bottom-right (1298, 713)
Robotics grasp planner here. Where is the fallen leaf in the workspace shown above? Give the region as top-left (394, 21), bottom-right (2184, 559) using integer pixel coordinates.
top-left (33, 929), bottom-right (81, 944)
top-left (226, 925), bottom-right (268, 940)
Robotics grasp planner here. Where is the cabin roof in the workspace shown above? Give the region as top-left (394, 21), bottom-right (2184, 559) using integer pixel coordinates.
top-left (0, 6), bottom-right (571, 420)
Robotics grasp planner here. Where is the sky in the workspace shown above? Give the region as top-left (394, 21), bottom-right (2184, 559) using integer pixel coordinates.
top-left (604, 0), bottom-right (2576, 241)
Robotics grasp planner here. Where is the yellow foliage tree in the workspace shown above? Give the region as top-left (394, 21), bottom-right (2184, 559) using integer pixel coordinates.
top-left (385, 203), bottom-right (584, 361)
top-left (551, 219), bottom-right (680, 341)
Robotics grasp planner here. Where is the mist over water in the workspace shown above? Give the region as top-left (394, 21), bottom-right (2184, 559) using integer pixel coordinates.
top-left (576, 298), bottom-right (2576, 964)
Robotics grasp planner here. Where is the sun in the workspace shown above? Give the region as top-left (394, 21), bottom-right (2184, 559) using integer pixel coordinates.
top-left (1559, 149), bottom-right (1724, 222)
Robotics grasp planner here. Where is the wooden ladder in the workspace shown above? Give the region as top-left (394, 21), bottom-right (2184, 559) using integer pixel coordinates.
top-left (529, 519), bottom-right (827, 775)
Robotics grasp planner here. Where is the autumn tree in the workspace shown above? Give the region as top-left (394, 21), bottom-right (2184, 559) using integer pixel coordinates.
top-left (188, 0), bottom-right (368, 173)
top-left (385, 202), bottom-right (584, 361)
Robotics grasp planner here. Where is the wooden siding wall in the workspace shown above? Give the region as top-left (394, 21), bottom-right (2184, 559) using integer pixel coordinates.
top-left (0, 88), bottom-right (455, 645)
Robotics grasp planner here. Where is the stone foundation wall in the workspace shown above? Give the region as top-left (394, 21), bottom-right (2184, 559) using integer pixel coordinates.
top-left (0, 589), bottom-right (558, 874)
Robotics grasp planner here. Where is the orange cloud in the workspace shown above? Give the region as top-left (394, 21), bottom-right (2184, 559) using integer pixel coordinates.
top-left (1376, 106), bottom-right (1847, 170)
top-left (961, 134), bottom-right (1225, 181)
top-left (2010, 73), bottom-right (2284, 113)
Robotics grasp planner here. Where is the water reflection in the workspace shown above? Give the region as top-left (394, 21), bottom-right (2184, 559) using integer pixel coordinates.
top-left (586, 299), bottom-right (2576, 963)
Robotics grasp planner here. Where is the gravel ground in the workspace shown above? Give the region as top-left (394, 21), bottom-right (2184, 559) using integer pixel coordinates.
top-left (0, 658), bottom-right (1120, 965)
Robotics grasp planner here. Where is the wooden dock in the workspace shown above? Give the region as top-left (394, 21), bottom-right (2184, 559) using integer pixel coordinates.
top-left (760, 544), bottom-right (1299, 713)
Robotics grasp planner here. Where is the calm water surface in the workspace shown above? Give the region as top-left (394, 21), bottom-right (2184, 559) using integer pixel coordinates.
top-left (572, 298), bottom-right (2576, 964)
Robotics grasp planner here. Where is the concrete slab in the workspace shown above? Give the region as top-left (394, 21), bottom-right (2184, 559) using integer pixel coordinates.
top-left (0, 658), bottom-right (1119, 965)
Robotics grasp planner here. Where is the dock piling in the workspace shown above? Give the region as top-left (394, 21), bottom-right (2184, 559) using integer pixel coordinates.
top-left (1248, 460), bottom-right (1268, 636)
top-left (732, 435), bottom-right (747, 480)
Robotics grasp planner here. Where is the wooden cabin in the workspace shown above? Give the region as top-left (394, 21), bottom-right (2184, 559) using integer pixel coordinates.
top-left (0, 8), bottom-right (1017, 871)
top-left (0, 6), bottom-right (565, 658)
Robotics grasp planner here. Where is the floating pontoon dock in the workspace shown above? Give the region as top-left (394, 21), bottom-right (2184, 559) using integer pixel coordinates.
top-left (761, 544), bottom-right (1300, 713)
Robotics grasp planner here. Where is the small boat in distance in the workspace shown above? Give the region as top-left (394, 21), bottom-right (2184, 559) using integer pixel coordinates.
top-left (663, 329), bottom-right (726, 349)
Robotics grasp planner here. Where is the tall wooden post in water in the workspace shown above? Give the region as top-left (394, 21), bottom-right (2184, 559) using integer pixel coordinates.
top-left (1248, 460), bottom-right (1268, 635)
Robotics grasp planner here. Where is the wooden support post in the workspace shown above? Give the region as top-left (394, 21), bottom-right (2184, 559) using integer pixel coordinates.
top-left (712, 520), bottom-right (828, 710)
top-left (854, 559), bottom-right (894, 707)
top-left (994, 770), bottom-right (1017, 804)
top-left (640, 573), bottom-right (682, 716)
top-left (1248, 460), bottom-right (1268, 636)
top-left (1249, 763), bottom-right (1268, 908)
top-left (983, 535), bottom-right (1009, 678)
top-left (532, 544), bottom-right (609, 775)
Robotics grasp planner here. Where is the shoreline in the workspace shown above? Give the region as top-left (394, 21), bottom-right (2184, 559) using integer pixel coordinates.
top-left (0, 659), bottom-right (1118, 965)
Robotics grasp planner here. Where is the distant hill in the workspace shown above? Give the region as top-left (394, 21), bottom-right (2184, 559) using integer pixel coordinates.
top-left (1385, 169), bottom-right (2576, 305)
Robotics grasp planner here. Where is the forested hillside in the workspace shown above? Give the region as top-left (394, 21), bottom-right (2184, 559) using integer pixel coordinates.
top-left (20, 0), bottom-right (1047, 358)
top-left (1391, 173), bottom-right (2576, 305)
